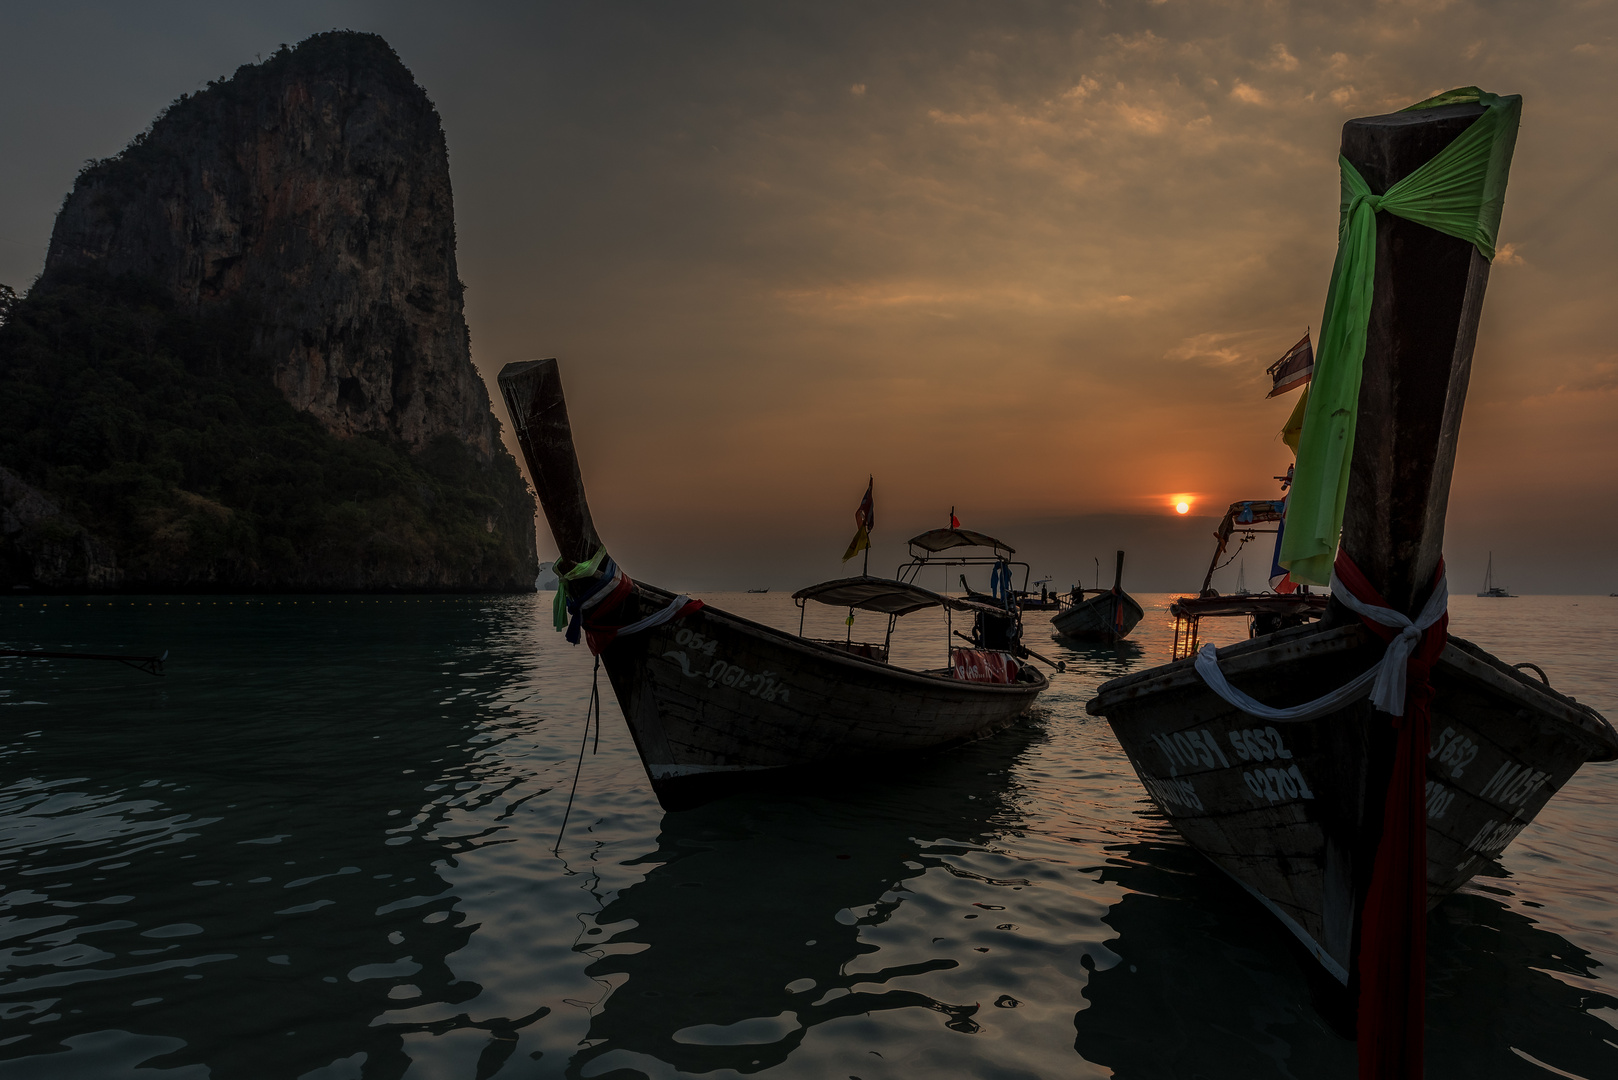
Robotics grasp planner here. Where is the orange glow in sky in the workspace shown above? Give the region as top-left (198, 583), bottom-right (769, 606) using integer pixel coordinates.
top-left (3, 4), bottom-right (1615, 592)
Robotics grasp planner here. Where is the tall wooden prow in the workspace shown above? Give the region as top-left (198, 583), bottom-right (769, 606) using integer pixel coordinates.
top-left (497, 358), bottom-right (603, 571)
top-left (1333, 103), bottom-right (1495, 621)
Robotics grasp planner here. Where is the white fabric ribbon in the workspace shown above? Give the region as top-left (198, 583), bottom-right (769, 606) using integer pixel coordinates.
top-left (1193, 572), bottom-right (1447, 721)
top-left (613, 593), bottom-right (697, 637)
top-left (578, 562), bottom-right (627, 613)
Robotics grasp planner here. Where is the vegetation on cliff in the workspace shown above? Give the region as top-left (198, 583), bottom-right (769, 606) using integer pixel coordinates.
top-left (0, 269), bottom-right (535, 590)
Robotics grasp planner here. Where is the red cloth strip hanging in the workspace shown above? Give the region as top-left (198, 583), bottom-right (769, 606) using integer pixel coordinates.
top-left (1333, 551), bottom-right (1448, 1080)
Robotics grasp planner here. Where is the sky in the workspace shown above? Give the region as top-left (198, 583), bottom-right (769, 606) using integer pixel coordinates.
top-left (2, 1), bottom-right (1616, 593)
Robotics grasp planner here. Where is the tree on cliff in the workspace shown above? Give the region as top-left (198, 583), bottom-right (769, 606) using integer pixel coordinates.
top-left (0, 32), bottom-right (537, 591)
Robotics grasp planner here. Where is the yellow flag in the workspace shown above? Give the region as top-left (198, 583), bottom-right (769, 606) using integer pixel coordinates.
top-left (841, 523), bottom-right (869, 563)
top-left (1281, 384), bottom-right (1309, 455)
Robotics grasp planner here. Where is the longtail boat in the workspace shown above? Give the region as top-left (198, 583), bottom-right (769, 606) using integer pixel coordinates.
top-left (498, 359), bottom-right (1048, 811)
top-left (1086, 90), bottom-right (1618, 1077)
top-left (1051, 549), bottom-right (1144, 642)
top-left (1167, 497), bottom-right (1328, 659)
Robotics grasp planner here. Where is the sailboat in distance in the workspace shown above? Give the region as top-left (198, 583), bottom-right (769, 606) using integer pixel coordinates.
top-left (1478, 552), bottom-right (1515, 597)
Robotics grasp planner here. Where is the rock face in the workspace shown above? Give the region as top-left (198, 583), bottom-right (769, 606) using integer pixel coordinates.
top-left (0, 32), bottom-right (536, 592)
top-left (43, 31), bottom-right (498, 458)
top-left (0, 467), bottom-right (118, 589)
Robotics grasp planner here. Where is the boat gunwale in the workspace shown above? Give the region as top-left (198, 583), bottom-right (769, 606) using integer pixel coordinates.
top-left (1084, 621), bottom-right (1617, 759)
top-left (628, 581), bottom-right (1050, 696)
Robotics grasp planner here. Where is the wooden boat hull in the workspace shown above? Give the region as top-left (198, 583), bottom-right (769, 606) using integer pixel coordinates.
top-left (1052, 590), bottom-right (1144, 641)
top-left (600, 584), bottom-right (1048, 809)
top-left (1086, 621), bottom-right (1618, 982)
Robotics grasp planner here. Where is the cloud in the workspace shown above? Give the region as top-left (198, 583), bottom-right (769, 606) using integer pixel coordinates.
top-left (1265, 44), bottom-right (1301, 72)
top-left (1229, 80), bottom-right (1269, 105)
top-left (1165, 329), bottom-right (1292, 368)
top-left (1061, 76), bottom-right (1101, 102)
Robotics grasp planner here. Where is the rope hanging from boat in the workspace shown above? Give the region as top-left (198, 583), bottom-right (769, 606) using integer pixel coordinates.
top-left (554, 655), bottom-right (602, 854)
top-left (1191, 564), bottom-right (1446, 722)
top-left (1209, 531), bottom-right (1256, 578)
top-left (1280, 88), bottom-right (1520, 587)
top-left (554, 546), bottom-right (705, 654)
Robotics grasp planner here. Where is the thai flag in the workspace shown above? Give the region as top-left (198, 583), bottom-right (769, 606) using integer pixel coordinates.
top-left (842, 477), bottom-right (874, 563)
top-left (856, 478), bottom-right (874, 531)
top-left (1266, 332), bottom-right (1314, 398)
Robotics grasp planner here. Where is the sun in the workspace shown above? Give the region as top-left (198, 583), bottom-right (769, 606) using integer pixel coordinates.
top-left (1175, 501), bottom-right (1190, 515)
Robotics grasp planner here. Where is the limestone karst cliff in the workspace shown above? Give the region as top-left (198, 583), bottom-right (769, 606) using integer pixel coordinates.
top-left (45, 31), bottom-right (498, 458)
top-left (0, 32), bottom-right (536, 591)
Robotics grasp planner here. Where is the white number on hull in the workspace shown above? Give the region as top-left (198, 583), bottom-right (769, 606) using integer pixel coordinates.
top-left (1466, 817), bottom-right (1527, 856)
top-left (1150, 728), bottom-right (1231, 776)
top-left (674, 628), bottom-right (719, 657)
top-left (1424, 780), bottom-right (1455, 820)
top-left (1477, 761), bottom-right (1551, 809)
top-left (661, 650), bottom-right (792, 702)
top-left (1242, 764), bottom-right (1316, 804)
top-left (1226, 726), bottom-right (1295, 763)
top-left (1151, 724), bottom-right (1319, 806)
top-left (1429, 726), bottom-right (1479, 778)
top-left (1141, 775), bottom-right (1205, 813)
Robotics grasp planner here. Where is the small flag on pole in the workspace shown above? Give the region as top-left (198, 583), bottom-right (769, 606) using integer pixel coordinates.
top-left (1266, 332), bottom-right (1314, 398)
top-left (842, 477), bottom-right (875, 563)
top-left (950, 507), bottom-right (960, 529)
top-left (1268, 503), bottom-right (1298, 595)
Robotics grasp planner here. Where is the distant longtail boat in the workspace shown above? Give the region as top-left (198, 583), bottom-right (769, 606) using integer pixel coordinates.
top-left (1050, 550), bottom-right (1144, 642)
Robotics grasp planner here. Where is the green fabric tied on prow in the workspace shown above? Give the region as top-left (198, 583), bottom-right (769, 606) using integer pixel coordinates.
top-left (552, 547), bottom-right (608, 630)
top-left (1279, 87), bottom-right (1521, 586)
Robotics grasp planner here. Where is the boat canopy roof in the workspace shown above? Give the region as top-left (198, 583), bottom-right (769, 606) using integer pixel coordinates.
top-left (1215, 499), bottom-right (1287, 538)
top-left (905, 528), bottom-right (1014, 554)
top-left (792, 576), bottom-right (1004, 616)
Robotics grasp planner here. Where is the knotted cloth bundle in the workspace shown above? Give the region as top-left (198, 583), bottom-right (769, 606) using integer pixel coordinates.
top-left (1192, 560), bottom-right (1448, 721)
top-left (1279, 88), bottom-right (1521, 586)
top-left (552, 547), bottom-right (703, 654)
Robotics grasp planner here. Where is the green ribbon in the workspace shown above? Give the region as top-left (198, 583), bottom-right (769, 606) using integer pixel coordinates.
top-left (553, 546), bottom-right (608, 631)
top-left (1279, 88), bottom-right (1521, 586)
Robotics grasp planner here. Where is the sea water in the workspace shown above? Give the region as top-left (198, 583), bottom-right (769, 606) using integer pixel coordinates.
top-left (0, 592), bottom-right (1614, 1079)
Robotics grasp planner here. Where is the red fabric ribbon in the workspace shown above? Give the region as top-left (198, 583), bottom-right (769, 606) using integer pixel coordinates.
top-left (580, 575), bottom-right (704, 655)
top-left (1333, 551), bottom-right (1448, 1080)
